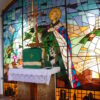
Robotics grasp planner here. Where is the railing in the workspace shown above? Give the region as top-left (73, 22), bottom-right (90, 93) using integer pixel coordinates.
top-left (1, 77), bottom-right (100, 100)
top-left (3, 82), bottom-right (17, 97)
top-left (0, 77), bottom-right (17, 99)
top-left (56, 88), bottom-right (100, 100)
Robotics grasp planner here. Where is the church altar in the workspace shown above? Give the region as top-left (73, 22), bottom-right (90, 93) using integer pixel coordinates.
top-left (8, 67), bottom-right (60, 100)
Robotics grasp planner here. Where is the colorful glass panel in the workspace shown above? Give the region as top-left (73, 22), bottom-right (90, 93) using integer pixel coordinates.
top-left (3, 0), bottom-right (23, 81)
top-left (67, 0), bottom-right (100, 90)
top-left (3, 0), bottom-right (100, 90)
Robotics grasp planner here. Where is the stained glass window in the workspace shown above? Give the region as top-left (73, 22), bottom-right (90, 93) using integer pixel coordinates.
top-left (3, 0), bottom-right (100, 90)
top-left (67, 0), bottom-right (100, 90)
top-left (3, 0), bottom-right (23, 82)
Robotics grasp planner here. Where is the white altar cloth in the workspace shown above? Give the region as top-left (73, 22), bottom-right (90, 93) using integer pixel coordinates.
top-left (8, 67), bottom-right (60, 85)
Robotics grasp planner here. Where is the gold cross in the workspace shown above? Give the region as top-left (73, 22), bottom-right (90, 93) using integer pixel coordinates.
top-left (30, 54), bottom-right (34, 59)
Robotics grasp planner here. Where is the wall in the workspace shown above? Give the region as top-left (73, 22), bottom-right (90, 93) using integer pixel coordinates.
top-left (0, 16), bottom-right (3, 95)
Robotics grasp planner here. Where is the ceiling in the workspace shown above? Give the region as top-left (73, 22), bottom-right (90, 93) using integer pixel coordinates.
top-left (0, 0), bottom-right (13, 15)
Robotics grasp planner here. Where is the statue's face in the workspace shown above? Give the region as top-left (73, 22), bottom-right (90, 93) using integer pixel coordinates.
top-left (50, 12), bottom-right (58, 22)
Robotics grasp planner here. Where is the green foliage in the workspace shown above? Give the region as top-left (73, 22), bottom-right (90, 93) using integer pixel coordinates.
top-left (19, 45), bottom-right (22, 48)
top-left (37, 27), bottom-right (44, 33)
top-left (42, 32), bottom-right (58, 48)
top-left (24, 32), bottom-right (32, 40)
top-left (91, 30), bottom-right (100, 36)
top-left (42, 31), bottom-right (59, 58)
top-left (40, 28), bottom-right (60, 65)
top-left (80, 29), bottom-right (100, 44)
top-left (79, 37), bottom-right (88, 44)
top-left (23, 26), bottom-right (60, 67)
top-left (44, 61), bottom-right (52, 67)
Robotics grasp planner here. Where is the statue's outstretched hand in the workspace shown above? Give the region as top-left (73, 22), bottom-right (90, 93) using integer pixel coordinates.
top-left (48, 27), bottom-right (55, 32)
